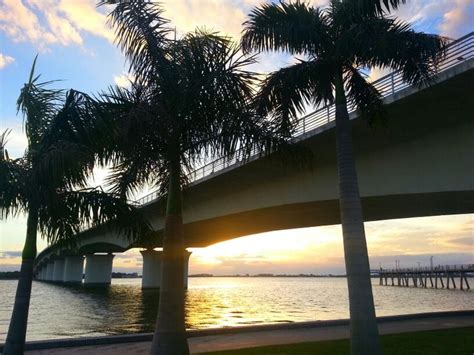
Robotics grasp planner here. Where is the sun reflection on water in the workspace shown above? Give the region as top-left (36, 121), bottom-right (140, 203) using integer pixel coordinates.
top-left (0, 277), bottom-right (473, 342)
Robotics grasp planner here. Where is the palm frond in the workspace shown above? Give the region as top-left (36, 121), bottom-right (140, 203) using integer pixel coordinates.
top-left (173, 30), bottom-right (259, 160)
top-left (98, 81), bottom-right (171, 197)
top-left (101, 27), bottom-right (296, 199)
top-left (345, 66), bottom-right (386, 126)
top-left (241, 2), bottom-right (330, 55)
top-left (353, 0), bottom-right (407, 16)
top-left (35, 90), bottom-right (107, 189)
top-left (17, 57), bottom-right (64, 153)
top-left (256, 58), bottom-right (335, 132)
top-left (348, 17), bottom-right (448, 85)
top-left (0, 129), bottom-right (11, 162)
top-left (99, 0), bottom-right (171, 79)
top-left (38, 187), bottom-right (151, 247)
top-left (0, 130), bottom-right (29, 219)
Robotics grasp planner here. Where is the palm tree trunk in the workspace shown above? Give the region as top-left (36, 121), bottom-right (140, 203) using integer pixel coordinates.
top-left (4, 205), bottom-right (38, 355)
top-left (150, 159), bottom-right (189, 355)
top-left (334, 71), bottom-right (381, 355)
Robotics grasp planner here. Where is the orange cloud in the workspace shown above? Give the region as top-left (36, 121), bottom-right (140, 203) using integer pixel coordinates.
top-left (0, 0), bottom-right (56, 48)
top-left (0, 0), bottom-right (114, 50)
top-left (440, 0), bottom-right (473, 37)
top-left (57, 0), bottom-right (115, 43)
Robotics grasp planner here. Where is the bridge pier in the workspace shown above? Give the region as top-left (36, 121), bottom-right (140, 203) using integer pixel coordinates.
top-left (140, 249), bottom-right (162, 289)
top-left (52, 258), bottom-right (65, 282)
top-left (63, 256), bottom-right (84, 284)
top-left (84, 254), bottom-right (114, 286)
top-left (45, 262), bottom-right (55, 281)
top-left (38, 267), bottom-right (45, 281)
top-left (140, 250), bottom-right (192, 289)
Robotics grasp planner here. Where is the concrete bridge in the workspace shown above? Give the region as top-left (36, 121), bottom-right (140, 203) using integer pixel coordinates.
top-left (34, 33), bottom-right (474, 289)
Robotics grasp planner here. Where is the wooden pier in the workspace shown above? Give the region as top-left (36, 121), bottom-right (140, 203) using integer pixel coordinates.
top-left (378, 264), bottom-right (473, 290)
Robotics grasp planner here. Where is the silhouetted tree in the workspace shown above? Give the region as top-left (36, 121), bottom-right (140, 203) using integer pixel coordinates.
top-left (1, 58), bottom-right (146, 355)
top-left (100, 2), bottom-right (287, 354)
top-left (242, 1), bottom-right (446, 354)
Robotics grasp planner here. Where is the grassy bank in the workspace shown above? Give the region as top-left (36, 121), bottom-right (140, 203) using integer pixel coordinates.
top-left (202, 327), bottom-right (474, 355)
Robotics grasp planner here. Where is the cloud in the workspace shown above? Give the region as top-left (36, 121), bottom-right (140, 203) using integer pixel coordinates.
top-left (0, 125), bottom-right (28, 159)
top-left (371, 252), bottom-right (473, 270)
top-left (0, 251), bottom-right (22, 258)
top-left (367, 66), bottom-right (392, 83)
top-left (445, 236), bottom-right (474, 248)
top-left (1, 0), bottom-right (470, 54)
top-left (439, 0), bottom-right (474, 38)
top-left (113, 72), bottom-right (135, 88)
top-left (57, 0), bottom-right (115, 43)
top-left (0, 53), bottom-right (14, 69)
top-left (27, 0), bottom-right (83, 46)
top-left (161, 0), bottom-right (248, 40)
top-left (0, 0), bottom-right (56, 48)
top-left (0, 0), bottom-right (114, 50)
top-left (161, 0), bottom-right (331, 42)
top-left (391, 0), bottom-right (473, 38)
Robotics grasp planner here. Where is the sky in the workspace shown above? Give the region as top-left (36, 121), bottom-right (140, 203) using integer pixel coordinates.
top-left (0, 0), bottom-right (473, 275)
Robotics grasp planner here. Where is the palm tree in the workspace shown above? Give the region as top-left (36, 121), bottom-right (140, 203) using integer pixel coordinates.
top-left (0, 58), bottom-right (147, 355)
top-left (99, 2), bottom-right (287, 354)
top-left (241, 1), bottom-right (446, 354)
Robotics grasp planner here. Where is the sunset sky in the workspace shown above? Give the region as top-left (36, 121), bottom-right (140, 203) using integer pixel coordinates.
top-left (0, 0), bottom-right (473, 274)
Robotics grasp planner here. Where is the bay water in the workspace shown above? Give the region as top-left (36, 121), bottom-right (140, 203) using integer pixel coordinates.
top-left (0, 277), bottom-right (472, 342)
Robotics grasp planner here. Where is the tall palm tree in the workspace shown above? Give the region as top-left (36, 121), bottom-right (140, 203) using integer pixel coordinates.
top-left (100, 2), bottom-right (287, 354)
top-left (0, 58), bottom-right (147, 355)
top-left (241, 1), bottom-right (446, 354)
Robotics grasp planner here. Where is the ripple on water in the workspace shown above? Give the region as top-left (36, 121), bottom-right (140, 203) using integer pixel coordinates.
top-left (0, 277), bottom-right (473, 341)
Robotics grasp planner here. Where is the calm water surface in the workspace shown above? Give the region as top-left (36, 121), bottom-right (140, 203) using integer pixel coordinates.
top-left (0, 277), bottom-right (473, 341)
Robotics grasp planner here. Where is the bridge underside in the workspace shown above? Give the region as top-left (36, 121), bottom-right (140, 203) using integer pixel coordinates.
top-left (183, 190), bottom-right (474, 247)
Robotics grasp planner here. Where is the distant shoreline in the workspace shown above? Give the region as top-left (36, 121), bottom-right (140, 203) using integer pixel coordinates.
top-left (3, 272), bottom-right (470, 280)
top-left (0, 271), bottom-right (349, 280)
top-left (0, 271), bottom-right (20, 280)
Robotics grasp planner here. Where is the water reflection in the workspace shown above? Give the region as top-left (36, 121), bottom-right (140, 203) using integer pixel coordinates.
top-left (0, 278), bottom-right (472, 342)
top-left (68, 281), bottom-right (160, 335)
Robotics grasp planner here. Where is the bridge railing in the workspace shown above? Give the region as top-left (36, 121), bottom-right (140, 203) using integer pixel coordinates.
top-left (136, 32), bottom-right (474, 206)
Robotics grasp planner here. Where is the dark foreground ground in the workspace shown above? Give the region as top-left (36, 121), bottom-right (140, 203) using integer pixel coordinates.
top-left (5, 311), bottom-right (472, 354)
top-left (205, 327), bottom-right (474, 355)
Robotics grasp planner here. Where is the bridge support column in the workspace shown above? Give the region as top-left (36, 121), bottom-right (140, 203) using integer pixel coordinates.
top-left (40, 268), bottom-right (46, 281)
top-left (140, 249), bottom-right (162, 289)
top-left (184, 251), bottom-right (192, 289)
top-left (63, 256), bottom-right (84, 284)
top-left (84, 254), bottom-right (114, 286)
top-left (52, 259), bottom-right (65, 282)
top-left (46, 262), bottom-right (54, 281)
